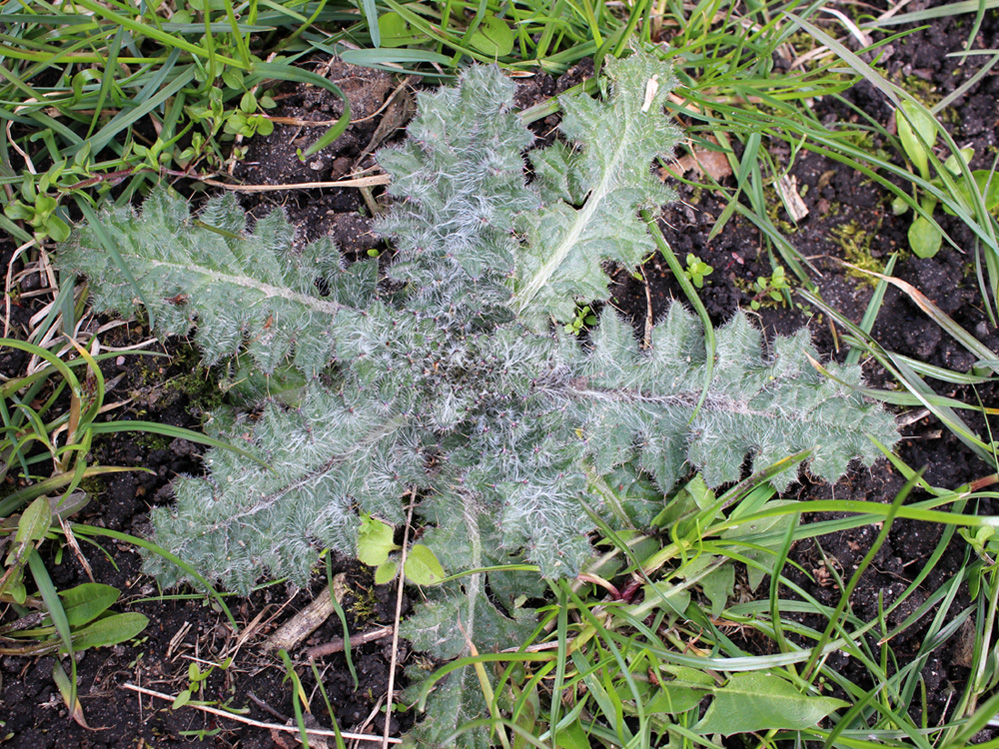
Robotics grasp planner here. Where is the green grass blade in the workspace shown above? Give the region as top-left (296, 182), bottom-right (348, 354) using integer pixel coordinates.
top-left (88, 420), bottom-right (269, 467)
top-left (70, 523), bottom-right (239, 631)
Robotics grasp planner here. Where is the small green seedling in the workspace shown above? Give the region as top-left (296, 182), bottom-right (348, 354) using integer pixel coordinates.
top-left (356, 514), bottom-right (446, 586)
top-left (893, 101), bottom-right (943, 258)
top-left (4, 180), bottom-right (71, 244)
top-left (683, 253), bottom-right (714, 288)
top-left (172, 657), bottom-right (231, 709)
top-left (960, 526), bottom-right (998, 565)
top-left (223, 90), bottom-right (276, 139)
top-left (748, 265), bottom-right (791, 309)
top-left (563, 305), bottom-right (598, 335)
top-left (892, 102), bottom-right (999, 258)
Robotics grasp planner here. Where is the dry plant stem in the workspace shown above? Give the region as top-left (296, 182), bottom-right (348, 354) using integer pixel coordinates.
top-left (265, 581), bottom-right (341, 652)
top-left (196, 174), bottom-right (391, 192)
top-left (123, 683), bottom-right (401, 744)
top-left (383, 502), bottom-right (413, 749)
top-left (306, 625), bottom-right (394, 658)
top-left (4, 238), bottom-right (37, 338)
top-left (58, 516), bottom-right (94, 582)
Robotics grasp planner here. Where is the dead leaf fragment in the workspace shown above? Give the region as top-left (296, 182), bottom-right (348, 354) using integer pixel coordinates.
top-left (672, 136), bottom-right (733, 182)
top-left (776, 174), bottom-right (809, 222)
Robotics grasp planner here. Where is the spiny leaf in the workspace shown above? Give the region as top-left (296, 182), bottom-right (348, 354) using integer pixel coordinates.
top-left (55, 53), bottom-right (899, 748)
top-left (514, 53), bottom-right (681, 321)
top-left (60, 189), bottom-right (376, 376)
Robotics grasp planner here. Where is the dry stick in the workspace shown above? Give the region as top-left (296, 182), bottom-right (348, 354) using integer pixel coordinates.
top-left (4, 238), bottom-right (37, 338)
top-left (195, 173), bottom-right (392, 193)
top-left (383, 500), bottom-right (414, 749)
top-left (307, 625), bottom-right (394, 659)
top-left (122, 683), bottom-right (401, 744)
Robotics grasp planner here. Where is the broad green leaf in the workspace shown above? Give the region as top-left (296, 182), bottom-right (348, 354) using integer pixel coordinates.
top-left (693, 561), bottom-right (734, 619)
top-left (553, 721), bottom-right (592, 749)
top-left (58, 583), bottom-right (121, 627)
top-left (682, 473), bottom-right (716, 512)
top-left (909, 216), bottom-right (942, 258)
top-left (240, 90), bottom-right (256, 112)
top-left (3, 496), bottom-right (53, 600)
top-left (357, 515), bottom-right (398, 566)
top-left (374, 560), bottom-right (398, 585)
top-left (172, 689), bottom-right (193, 709)
top-left (694, 671), bottom-right (848, 736)
top-left (944, 147), bottom-right (975, 175)
top-left (14, 496), bottom-right (53, 549)
top-left (404, 543), bottom-right (446, 586)
top-left (4, 577), bottom-right (27, 604)
top-left (467, 16), bottom-right (514, 57)
top-left (68, 612), bottom-right (149, 651)
top-left (638, 582), bottom-right (690, 618)
top-left (897, 102), bottom-right (936, 177)
top-left (50, 491), bottom-right (91, 521)
top-left (377, 12), bottom-right (415, 48)
top-left (645, 666), bottom-right (715, 715)
top-left (45, 214), bottom-right (71, 243)
top-left (942, 170), bottom-right (999, 215)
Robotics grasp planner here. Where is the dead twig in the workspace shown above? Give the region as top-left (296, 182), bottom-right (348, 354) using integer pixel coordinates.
top-left (122, 683), bottom-right (401, 744)
top-left (383, 499), bottom-right (413, 749)
top-left (196, 174), bottom-right (391, 193)
top-left (306, 625), bottom-right (394, 659)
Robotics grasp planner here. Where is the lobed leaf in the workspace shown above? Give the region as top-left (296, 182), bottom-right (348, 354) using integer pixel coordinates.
top-left (60, 189), bottom-right (375, 376)
top-left (515, 54), bottom-right (680, 322)
top-left (56, 53), bottom-right (900, 747)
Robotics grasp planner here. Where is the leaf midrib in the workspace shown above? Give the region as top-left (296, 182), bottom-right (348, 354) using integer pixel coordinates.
top-left (513, 115), bottom-right (634, 314)
top-left (138, 256), bottom-right (343, 317)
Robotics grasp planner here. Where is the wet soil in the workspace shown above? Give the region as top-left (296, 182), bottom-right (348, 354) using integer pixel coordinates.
top-left (4, 3), bottom-right (999, 745)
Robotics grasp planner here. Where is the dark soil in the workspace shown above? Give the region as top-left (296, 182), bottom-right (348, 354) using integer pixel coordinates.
top-left (0, 337), bottom-right (412, 747)
top-left (4, 4), bottom-right (999, 745)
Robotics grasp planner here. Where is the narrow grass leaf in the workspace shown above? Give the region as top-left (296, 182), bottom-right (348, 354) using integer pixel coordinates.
top-left (51, 660), bottom-right (89, 727)
top-left (26, 550), bottom-right (76, 709)
top-left (64, 0), bottom-right (245, 66)
top-left (70, 523), bottom-right (239, 631)
top-left (75, 63), bottom-right (195, 158)
top-left (88, 421), bottom-right (269, 467)
top-left (845, 253), bottom-right (897, 366)
top-left (870, 0), bottom-right (999, 26)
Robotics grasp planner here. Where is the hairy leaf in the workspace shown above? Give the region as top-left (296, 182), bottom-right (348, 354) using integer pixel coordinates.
top-left (515, 53), bottom-right (680, 321)
top-left (60, 189), bottom-right (375, 376)
top-left (57, 52), bottom-right (898, 746)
